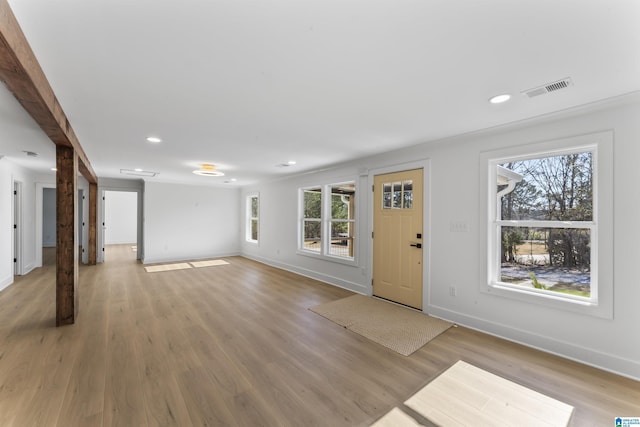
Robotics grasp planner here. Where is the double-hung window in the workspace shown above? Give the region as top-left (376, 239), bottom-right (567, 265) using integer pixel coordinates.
top-left (246, 194), bottom-right (259, 243)
top-left (300, 182), bottom-right (356, 262)
top-left (482, 132), bottom-right (613, 318)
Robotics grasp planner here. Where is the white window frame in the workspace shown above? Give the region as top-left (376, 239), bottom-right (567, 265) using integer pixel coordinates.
top-left (246, 193), bottom-right (259, 244)
top-left (480, 131), bottom-right (613, 319)
top-left (298, 181), bottom-right (357, 265)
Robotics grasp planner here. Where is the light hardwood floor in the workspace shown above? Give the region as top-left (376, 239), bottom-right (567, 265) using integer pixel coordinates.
top-left (0, 245), bottom-right (638, 426)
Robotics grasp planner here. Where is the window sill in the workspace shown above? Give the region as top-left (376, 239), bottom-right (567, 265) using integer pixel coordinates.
top-left (483, 281), bottom-right (611, 319)
top-left (297, 249), bottom-right (358, 267)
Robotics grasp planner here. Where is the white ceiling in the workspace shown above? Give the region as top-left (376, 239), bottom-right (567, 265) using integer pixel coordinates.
top-left (1, 0), bottom-right (639, 186)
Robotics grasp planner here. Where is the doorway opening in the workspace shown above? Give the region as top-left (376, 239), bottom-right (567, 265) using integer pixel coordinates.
top-left (42, 187), bottom-right (56, 267)
top-left (101, 190), bottom-right (139, 263)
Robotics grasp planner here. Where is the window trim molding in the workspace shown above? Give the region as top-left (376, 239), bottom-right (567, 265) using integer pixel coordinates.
top-left (245, 192), bottom-right (259, 245)
top-left (479, 131), bottom-right (613, 319)
top-left (297, 181), bottom-right (358, 266)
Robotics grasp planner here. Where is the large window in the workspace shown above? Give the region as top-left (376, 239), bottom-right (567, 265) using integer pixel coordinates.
top-left (482, 132), bottom-right (613, 318)
top-left (493, 150), bottom-right (594, 301)
top-left (246, 194), bottom-right (259, 243)
top-left (300, 182), bottom-right (356, 261)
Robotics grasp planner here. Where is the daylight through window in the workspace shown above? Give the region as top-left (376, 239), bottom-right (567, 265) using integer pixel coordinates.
top-left (300, 182), bottom-right (356, 261)
top-left (246, 194), bottom-right (259, 243)
top-left (492, 149), bottom-right (596, 303)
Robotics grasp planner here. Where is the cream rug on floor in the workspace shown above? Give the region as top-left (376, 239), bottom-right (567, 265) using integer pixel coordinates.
top-left (144, 263), bottom-right (192, 273)
top-left (310, 294), bottom-right (453, 356)
top-left (401, 360), bottom-right (574, 426)
top-left (189, 259), bottom-right (229, 268)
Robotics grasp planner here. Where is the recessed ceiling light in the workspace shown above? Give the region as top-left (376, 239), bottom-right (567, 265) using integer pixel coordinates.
top-left (489, 94), bottom-right (511, 104)
top-left (134, 168), bottom-right (143, 172)
top-left (287, 160), bottom-right (297, 165)
top-left (146, 136), bottom-right (162, 143)
top-left (193, 164), bottom-right (224, 177)
top-left (51, 167), bottom-right (57, 171)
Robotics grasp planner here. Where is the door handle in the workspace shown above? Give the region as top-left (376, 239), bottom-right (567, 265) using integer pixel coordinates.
top-left (410, 243), bottom-right (422, 248)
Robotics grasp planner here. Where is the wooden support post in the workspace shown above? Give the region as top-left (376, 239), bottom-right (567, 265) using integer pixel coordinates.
top-left (88, 182), bottom-right (97, 265)
top-left (56, 145), bottom-right (78, 326)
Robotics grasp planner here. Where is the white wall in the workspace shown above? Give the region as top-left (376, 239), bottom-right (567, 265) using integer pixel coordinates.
top-left (42, 188), bottom-right (56, 247)
top-left (143, 181), bottom-right (241, 264)
top-left (240, 94), bottom-right (640, 380)
top-left (105, 191), bottom-right (137, 244)
top-left (0, 159), bottom-right (13, 290)
top-left (0, 160), bottom-right (48, 290)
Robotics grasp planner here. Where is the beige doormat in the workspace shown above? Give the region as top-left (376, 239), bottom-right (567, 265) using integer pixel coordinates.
top-left (397, 360), bottom-right (574, 426)
top-left (310, 294), bottom-right (453, 356)
top-left (189, 259), bottom-right (229, 268)
top-left (144, 263), bottom-right (192, 273)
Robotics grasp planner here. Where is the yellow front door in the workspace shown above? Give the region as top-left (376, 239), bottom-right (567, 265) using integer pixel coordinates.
top-left (373, 169), bottom-right (423, 309)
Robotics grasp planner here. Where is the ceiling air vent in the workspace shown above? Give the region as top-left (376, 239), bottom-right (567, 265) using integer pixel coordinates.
top-left (120, 169), bottom-right (158, 177)
top-left (522, 77), bottom-right (573, 98)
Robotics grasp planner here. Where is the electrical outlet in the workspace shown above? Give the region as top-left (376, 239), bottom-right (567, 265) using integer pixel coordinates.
top-left (449, 286), bottom-right (457, 297)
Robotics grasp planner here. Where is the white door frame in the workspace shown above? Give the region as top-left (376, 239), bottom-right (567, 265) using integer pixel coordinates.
top-left (12, 180), bottom-right (22, 275)
top-left (368, 159), bottom-right (431, 312)
top-left (98, 189), bottom-right (105, 263)
top-left (35, 182), bottom-right (56, 268)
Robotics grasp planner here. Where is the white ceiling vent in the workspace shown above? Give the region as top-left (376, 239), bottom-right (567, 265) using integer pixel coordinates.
top-left (120, 168), bottom-right (158, 177)
top-left (522, 77), bottom-right (573, 98)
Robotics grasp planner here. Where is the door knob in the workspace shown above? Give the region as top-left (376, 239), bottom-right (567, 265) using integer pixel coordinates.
top-left (410, 243), bottom-right (422, 248)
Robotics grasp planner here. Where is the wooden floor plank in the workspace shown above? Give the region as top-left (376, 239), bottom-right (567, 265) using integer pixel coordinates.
top-left (0, 245), bottom-right (637, 426)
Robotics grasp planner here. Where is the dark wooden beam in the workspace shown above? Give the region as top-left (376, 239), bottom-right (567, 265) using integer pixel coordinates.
top-left (0, 0), bottom-right (97, 184)
top-left (88, 182), bottom-right (97, 265)
top-left (56, 145), bottom-right (78, 326)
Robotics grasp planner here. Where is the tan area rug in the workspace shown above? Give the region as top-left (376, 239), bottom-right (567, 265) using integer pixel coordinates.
top-left (390, 360), bottom-right (574, 427)
top-left (144, 263), bottom-right (192, 273)
top-left (189, 259), bottom-right (229, 268)
top-left (310, 294), bottom-right (453, 356)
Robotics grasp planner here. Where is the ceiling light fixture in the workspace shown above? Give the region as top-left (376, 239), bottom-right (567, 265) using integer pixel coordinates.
top-left (277, 161), bottom-right (297, 167)
top-left (146, 136), bottom-right (162, 143)
top-left (489, 94), bottom-right (511, 104)
top-left (51, 167), bottom-right (57, 171)
top-left (193, 163), bottom-right (224, 177)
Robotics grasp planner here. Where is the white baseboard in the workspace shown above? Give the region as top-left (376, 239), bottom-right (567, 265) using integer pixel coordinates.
top-left (0, 275), bottom-right (13, 292)
top-left (22, 263), bottom-right (35, 275)
top-left (428, 304), bottom-right (640, 382)
top-left (142, 251), bottom-right (241, 265)
top-left (242, 254), bottom-right (368, 295)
